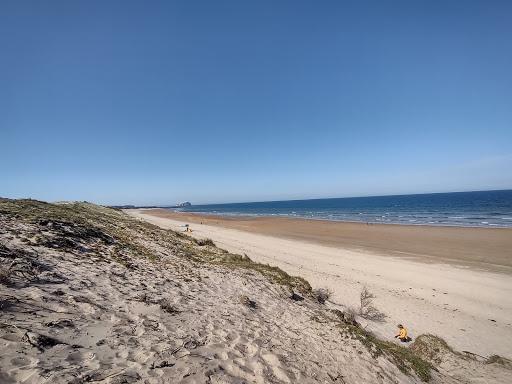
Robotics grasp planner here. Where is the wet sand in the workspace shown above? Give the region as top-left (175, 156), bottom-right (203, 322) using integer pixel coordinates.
top-left (143, 209), bottom-right (512, 273)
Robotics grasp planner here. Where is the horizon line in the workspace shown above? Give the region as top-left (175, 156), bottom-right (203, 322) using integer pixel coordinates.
top-left (107, 188), bottom-right (512, 208)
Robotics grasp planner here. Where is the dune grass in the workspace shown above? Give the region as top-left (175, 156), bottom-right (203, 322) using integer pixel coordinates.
top-left (341, 324), bottom-right (433, 382)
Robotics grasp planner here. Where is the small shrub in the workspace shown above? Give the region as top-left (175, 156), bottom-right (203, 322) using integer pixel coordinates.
top-left (349, 326), bottom-right (433, 382)
top-left (209, 253), bottom-right (311, 294)
top-left (331, 307), bottom-right (359, 326)
top-left (359, 286), bottom-right (386, 321)
top-left (486, 354), bottom-right (512, 368)
top-left (344, 306), bottom-right (358, 323)
top-left (194, 238), bottom-right (215, 247)
top-left (313, 287), bottom-right (332, 304)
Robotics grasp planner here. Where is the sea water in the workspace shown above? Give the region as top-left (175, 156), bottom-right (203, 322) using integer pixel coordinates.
top-left (171, 190), bottom-right (512, 228)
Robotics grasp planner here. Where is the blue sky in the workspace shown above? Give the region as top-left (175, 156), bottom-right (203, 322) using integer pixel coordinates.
top-left (1, 1), bottom-right (511, 205)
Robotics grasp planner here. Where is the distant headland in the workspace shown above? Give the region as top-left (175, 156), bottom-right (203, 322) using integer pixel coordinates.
top-left (110, 201), bottom-right (191, 209)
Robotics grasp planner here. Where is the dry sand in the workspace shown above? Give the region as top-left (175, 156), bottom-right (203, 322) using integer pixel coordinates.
top-left (129, 209), bottom-right (512, 360)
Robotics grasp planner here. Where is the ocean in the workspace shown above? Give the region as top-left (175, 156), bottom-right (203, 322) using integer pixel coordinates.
top-left (172, 190), bottom-right (512, 228)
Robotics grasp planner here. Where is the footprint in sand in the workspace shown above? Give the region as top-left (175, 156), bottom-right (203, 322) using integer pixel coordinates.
top-left (10, 356), bottom-right (36, 368)
top-left (261, 352), bottom-right (292, 383)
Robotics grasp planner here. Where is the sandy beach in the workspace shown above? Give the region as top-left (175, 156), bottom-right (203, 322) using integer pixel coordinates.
top-left (141, 210), bottom-right (512, 272)
top-left (129, 209), bottom-right (512, 360)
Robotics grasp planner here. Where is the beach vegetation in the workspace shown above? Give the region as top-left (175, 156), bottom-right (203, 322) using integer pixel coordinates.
top-left (486, 354), bottom-right (512, 367)
top-left (342, 306), bottom-right (358, 324)
top-left (411, 334), bottom-right (512, 369)
top-left (359, 286), bottom-right (386, 321)
top-left (342, 324), bottom-right (433, 382)
top-left (313, 287), bottom-right (332, 304)
top-left (408, 334), bottom-right (456, 365)
top-left (205, 252), bottom-right (312, 294)
top-left (193, 237), bottom-right (216, 247)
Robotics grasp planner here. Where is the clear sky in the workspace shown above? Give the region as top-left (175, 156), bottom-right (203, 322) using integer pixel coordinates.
top-left (1, 1), bottom-right (511, 205)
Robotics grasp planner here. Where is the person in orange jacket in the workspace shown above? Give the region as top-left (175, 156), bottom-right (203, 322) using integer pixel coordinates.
top-left (395, 324), bottom-right (409, 342)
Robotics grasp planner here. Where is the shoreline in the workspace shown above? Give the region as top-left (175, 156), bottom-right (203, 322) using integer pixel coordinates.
top-left (171, 210), bottom-right (512, 229)
top-left (139, 209), bottom-right (512, 273)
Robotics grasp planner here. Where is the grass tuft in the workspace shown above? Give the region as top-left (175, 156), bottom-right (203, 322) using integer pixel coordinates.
top-left (312, 287), bottom-right (332, 304)
top-left (193, 237), bottom-right (216, 247)
top-left (341, 324), bottom-right (433, 382)
top-left (486, 355), bottom-right (512, 368)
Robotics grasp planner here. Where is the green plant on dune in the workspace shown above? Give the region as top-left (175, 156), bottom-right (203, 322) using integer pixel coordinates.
top-left (409, 333), bottom-right (456, 365)
top-left (212, 252), bottom-right (311, 293)
top-left (340, 324), bottom-right (434, 382)
top-left (193, 237), bottom-right (216, 247)
top-left (486, 354), bottom-right (512, 367)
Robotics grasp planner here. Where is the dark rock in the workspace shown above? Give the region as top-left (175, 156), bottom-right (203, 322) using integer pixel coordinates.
top-left (290, 292), bottom-right (304, 301)
top-left (45, 319), bottom-right (74, 328)
top-left (240, 295), bottom-right (257, 309)
top-left (23, 331), bottom-right (65, 351)
top-left (151, 360), bottom-right (175, 369)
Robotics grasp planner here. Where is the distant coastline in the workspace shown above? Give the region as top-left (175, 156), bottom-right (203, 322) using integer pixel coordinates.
top-left (111, 201), bottom-right (191, 210)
